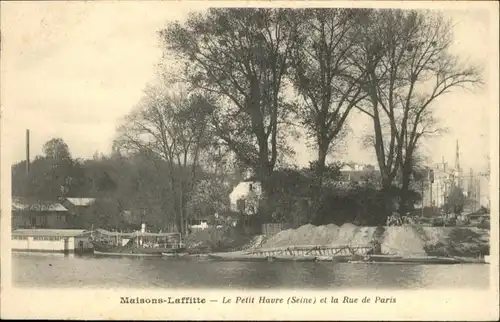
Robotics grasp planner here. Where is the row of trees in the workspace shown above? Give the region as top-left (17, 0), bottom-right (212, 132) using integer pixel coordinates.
top-left (11, 135), bottom-right (467, 231)
top-left (115, 8), bottom-right (480, 230)
top-left (13, 8), bottom-right (481, 233)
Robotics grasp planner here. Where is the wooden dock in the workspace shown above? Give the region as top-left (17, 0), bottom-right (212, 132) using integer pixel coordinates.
top-left (207, 245), bottom-right (476, 264)
top-left (245, 244), bottom-right (373, 257)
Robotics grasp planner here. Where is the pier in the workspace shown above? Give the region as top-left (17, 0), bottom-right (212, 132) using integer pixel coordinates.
top-left (245, 245), bottom-right (374, 257)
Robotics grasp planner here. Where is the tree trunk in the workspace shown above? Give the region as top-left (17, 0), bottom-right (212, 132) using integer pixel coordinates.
top-left (179, 184), bottom-right (185, 236)
top-left (257, 164), bottom-right (273, 224)
top-left (399, 165), bottom-right (412, 217)
top-left (316, 143), bottom-right (328, 186)
top-left (380, 179), bottom-right (395, 223)
top-left (312, 143), bottom-right (328, 224)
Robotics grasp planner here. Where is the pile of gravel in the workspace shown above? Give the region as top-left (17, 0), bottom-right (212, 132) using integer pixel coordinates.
top-left (247, 223), bottom-right (490, 258)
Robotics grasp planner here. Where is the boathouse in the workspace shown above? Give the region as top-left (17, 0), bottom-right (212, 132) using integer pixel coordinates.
top-left (11, 229), bottom-right (94, 253)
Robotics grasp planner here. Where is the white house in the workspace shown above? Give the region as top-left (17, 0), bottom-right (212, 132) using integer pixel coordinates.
top-left (229, 181), bottom-right (262, 215)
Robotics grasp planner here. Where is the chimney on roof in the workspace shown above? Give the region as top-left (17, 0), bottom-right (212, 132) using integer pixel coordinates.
top-left (26, 129), bottom-right (30, 174)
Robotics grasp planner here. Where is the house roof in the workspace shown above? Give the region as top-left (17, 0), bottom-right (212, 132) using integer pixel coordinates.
top-left (12, 229), bottom-right (90, 237)
top-left (12, 197), bottom-right (68, 212)
top-left (95, 229), bottom-right (134, 238)
top-left (65, 198), bottom-right (96, 207)
top-left (229, 181), bottom-right (262, 200)
top-left (339, 170), bottom-right (380, 183)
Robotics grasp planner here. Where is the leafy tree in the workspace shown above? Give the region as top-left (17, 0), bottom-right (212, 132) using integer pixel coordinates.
top-left (12, 138), bottom-right (84, 200)
top-left (354, 10), bottom-right (482, 216)
top-left (186, 179), bottom-right (231, 224)
top-left (43, 138), bottom-right (72, 161)
top-left (290, 8), bottom-right (367, 182)
top-left (161, 8), bottom-right (299, 209)
top-left (115, 86), bottom-right (214, 233)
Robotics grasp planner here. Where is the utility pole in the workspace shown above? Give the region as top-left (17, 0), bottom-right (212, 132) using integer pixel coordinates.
top-left (429, 169), bottom-right (434, 208)
top-left (478, 177), bottom-right (481, 210)
top-left (26, 129), bottom-right (30, 174)
top-left (421, 179), bottom-right (424, 217)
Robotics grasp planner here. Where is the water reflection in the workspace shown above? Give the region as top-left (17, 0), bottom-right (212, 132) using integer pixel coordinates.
top-left (12, 253), bottom-right (489, 289)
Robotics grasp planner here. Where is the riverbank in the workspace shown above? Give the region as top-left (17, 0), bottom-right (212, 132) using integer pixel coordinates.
top-left (185, 223), bottom-right (490, 258)
top-left (251, 223), bottom-right (490, 258)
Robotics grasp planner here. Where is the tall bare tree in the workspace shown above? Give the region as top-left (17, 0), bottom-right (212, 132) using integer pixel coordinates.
top-left (160, 8), bottom-right (299, 210)
top-left (354, 10), bottom-right (482, 215)
top-left (116, 85), bottom-right (214, 233)
top-left (290, 8), bottom-right (368, 183)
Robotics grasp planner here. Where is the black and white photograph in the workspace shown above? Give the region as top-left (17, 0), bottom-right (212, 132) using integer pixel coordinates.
top-left (1, 0), bottom-right (498, 320)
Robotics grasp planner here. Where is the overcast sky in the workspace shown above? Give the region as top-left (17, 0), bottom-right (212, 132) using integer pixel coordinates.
top-left (1, 1), bottom-right (497, 173)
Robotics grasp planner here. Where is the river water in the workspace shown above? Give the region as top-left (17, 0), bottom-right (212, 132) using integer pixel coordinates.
top-left (12, 253), bottom-right (489, 289)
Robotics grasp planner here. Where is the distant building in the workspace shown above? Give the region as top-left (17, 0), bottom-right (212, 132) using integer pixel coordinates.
top-left (337, 163), bottom-right (380, 188)
top-left (63, 197), bottom-right (96, 209)
top-left (420, 141), bottom-right (489, 212)
top-left (188, 216), bottom-right (211, 231)
top-left (62, 197), bottom-right (96, 226)
top-left (229, 181), bottom-right (262, 215)
top-left (420, 162), bottom-right (454, 208)
top-left (12, 197), bottom-right (70, 229)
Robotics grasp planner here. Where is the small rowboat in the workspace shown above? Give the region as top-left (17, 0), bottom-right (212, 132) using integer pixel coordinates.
top-left (272, 255), bottom-right (317, 262)
top-left (356, 255), bottom-right (461, 265)
top-left (315, 255), bottom-right (353, 263)
top-left (161, 252), bottom-right (189, 258)
top-left (208, 252), bottom-right (271, 262)
top-left (94, 250), bottom-right (161, 257)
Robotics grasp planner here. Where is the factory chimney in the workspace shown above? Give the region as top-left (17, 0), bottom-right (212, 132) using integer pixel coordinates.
top-left (26, 129), bottom-right (30, 174)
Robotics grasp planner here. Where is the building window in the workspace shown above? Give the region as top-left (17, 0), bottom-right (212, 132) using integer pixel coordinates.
top-left (33, 236), bottom-right (63, 241)
top-left (39, 216), bottom-right (48, 227)
top-left (237, 199), bottom-right (246, 212)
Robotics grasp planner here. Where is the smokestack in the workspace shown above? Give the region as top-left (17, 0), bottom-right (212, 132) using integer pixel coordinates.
top-left (26, 129), bottom-right (30, 174)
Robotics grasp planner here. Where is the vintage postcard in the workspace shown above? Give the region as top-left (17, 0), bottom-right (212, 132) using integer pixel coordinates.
top-left (1, 0), bottom-right (498, 320)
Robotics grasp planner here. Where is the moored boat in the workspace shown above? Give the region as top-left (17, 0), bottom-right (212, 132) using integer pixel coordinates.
top-left (92, 229), bottom-right (185, 257)
top-left (208, 252), bottom-right (271, 262)
top-left (315, 255), bottom-right (353, 262)
top-left (272, 255), bottom-right (317, 262)
top-left (161, 252), bottom-right (189, 258)
top-left (94, 249), bottom-right (161, 257)
top-left (359, 255), bottom-right (461, 264)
